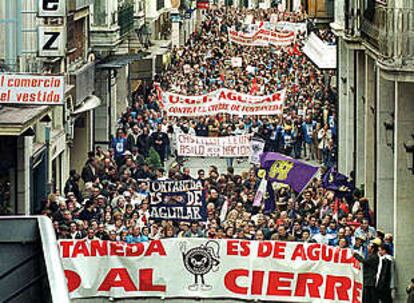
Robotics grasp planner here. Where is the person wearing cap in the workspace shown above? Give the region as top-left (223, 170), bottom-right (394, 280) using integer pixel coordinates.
top-left (353, 234), bottom-right (368, 258)
top-left (353, 239), bottom-right (380, 303)
top-left (376, 243), bottom-right (395, 303)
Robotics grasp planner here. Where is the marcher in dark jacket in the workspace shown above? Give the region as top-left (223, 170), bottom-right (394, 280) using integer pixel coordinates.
top-left (376, 244), bottom-right (395, 303)
top-left (64, 170), bottom-right (82, 202)
top-left (354, 240), bottom-right (380, 303)
top-left (82, 159), bottom-right (98, 183)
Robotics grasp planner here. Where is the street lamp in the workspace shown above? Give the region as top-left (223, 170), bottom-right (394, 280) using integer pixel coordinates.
top-left (404, 134), bottom-right (414, 174)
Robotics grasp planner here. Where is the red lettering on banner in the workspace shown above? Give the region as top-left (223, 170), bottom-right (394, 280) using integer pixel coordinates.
top-left (226, 240), bottom-right (250, 256)
top-left (227, 240), bottom-right (239, 256)
top-left (324, 275), bottom-right (351, 301)
top-left (251, 271), bottom-right (264, 295)
top-left (98, 268), bottom-right (138, 292)
top-left (240, 241), bottom-right (250, 256)
top-left (257, 242), bottom-right (272, 257)
top-left (144, 240), bottom-right (166, 256)
top-left (294, 273), bottom-right (323, 298)
top-left (267, 271), bottom-right (293, 296)
top-left (224, 269), bottom-right (249, 295)
top-left (60, 240), bottom-right (74, 258)
top-left (64, 270), bottom-right (82, 293)
top-left (291, 244), bottom-right (307, 261)
top-left (169, 95), bottom-right (180, 104)
top-left (90, 240), bottom-right (108, 256)
top-left (352, 281), bottom-right (363, 303)
top-left (307, 243), bottom-right (321, 261)
top-left (273, 242), bottom-right (286, 259)
top-left (110, 242), bottom-right (125, 256)
top-left (126, 243), bottom-right (145, 256)
top-left (72, 241), bottom-right (90, 257)
top-left (139, 269), bottom-right (166, 292)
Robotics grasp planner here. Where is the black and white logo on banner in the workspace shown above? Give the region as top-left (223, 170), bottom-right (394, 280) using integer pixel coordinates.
top-left (180, 240), bottom-right (220, 291)
top-left (38, 0), bottom-right (65, 17)
top-left (38, 26), bottom-right (65, 57)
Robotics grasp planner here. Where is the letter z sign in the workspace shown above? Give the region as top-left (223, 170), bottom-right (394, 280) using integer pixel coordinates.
top-left (39, 0), bottom-right (65, 17)
top-left (38, 26), bottom-right (65, 57)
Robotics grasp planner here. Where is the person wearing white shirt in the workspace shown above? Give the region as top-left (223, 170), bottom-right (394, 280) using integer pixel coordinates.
top-left (311, 224), bottom-right (330, 245)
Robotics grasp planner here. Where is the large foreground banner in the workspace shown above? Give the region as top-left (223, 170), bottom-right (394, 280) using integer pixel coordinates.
top-left (228, 27), bottom-right (295, 47)
top-left (176, 134), bottom-right (251, 157)
top-left (60, 239), bottom-right (363, 302)
top-left (160, 88), bottom-right (285, 117)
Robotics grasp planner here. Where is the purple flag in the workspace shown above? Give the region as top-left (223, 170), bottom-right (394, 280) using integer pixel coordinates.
top-left (259, 152), bottom-right (319, 193)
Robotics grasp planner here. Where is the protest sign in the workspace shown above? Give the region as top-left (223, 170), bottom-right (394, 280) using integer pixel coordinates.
top-left (259, 152), bottom-right (319, 193)
top-left (176, 134), bottom-right (252, 158)
top-left (250, 137), bottom-right (265, 164)
top-left (147, 179), bottom-right (206, 221)
top-left (60, 238), bottom-right (363, 302)
top-left (0, 74), bottom-right (64, 105)
top-left (231, 57), bottom-right (243, 67)
top-left (274, 22), bottom-right (307, 34)
top-left (228, 28), bottom-right (295, 47)
top-left (159, 88), bottom-right (285, 117)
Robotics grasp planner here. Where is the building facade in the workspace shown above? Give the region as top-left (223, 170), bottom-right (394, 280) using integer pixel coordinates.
top-left (0, 0), bottom-right (201, 215)
top-left (0, 0), bottom-right (96, 214)
top-left (332, 0), bottom-right (414, 300)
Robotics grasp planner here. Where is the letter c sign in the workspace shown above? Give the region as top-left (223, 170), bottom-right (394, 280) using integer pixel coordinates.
top-left (39, 0), bottom-right (65, 17)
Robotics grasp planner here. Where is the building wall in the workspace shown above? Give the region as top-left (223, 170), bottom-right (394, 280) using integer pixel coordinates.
top-left (333, 0), bottom-right (414, 298)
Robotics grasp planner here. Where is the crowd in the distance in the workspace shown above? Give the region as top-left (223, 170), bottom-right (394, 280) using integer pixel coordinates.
top-left (39, 8), bottom-right (396, 298)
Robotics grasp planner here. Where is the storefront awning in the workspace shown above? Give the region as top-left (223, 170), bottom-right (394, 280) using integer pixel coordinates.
top-left (96, 53), bottom-right (148, 69)
top-left (0, 105), bottom-right (51, 136)
top-left (71, 95), bottom-right (102, 115)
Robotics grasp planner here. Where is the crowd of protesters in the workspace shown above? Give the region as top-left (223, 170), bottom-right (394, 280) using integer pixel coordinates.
top-left (37, 6), bottom-right (402, 303)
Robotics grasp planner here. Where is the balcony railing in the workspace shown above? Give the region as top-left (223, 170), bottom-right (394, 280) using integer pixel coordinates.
top-left (118, 0), bottom-right (134, 36)
top-left (360, 6), bottom-right (414, 60)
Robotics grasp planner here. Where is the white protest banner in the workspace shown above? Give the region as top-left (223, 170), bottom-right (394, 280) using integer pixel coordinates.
top-left (60, 238), bottom-right (364, 302)
top-left (159, 88), bottom-right (285, 117)
top-left (250, 137), bottom-right (266, 164)
top-left (303, 33), bottom-right (337, 69)
top-left (176, 134), bottom-right (252, 157)
top-left (274, 22), bottom-right (307, 34)
top-left (146, 179), bottom-right (206, 221)
top-left (228, 28), bottom-right (295, 47)
top-left (0, 74), bottom-right (64, 105)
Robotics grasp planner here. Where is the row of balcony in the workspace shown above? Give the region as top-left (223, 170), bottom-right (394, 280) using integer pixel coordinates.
top-left (344, 3), bottom-right (414, 63)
